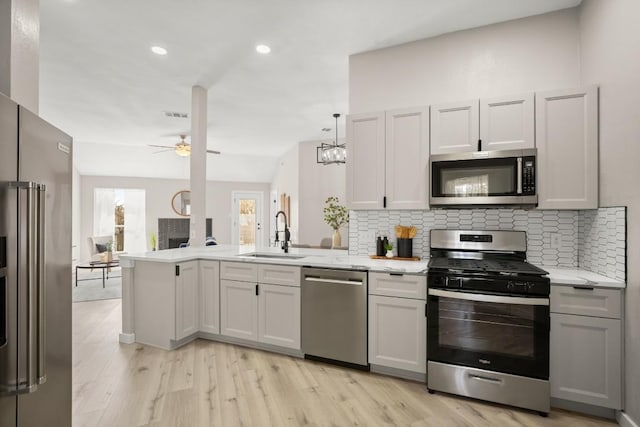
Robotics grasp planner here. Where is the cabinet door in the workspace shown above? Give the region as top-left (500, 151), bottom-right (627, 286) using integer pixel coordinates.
top-left (346, 111), bottom-right (386, 209)
top-left (258, 283), bottom-right (300, 349)
top-left (536, 86), bottom-right (598, 209)
top-left (199, 260), bottom-right (220, 334)
top-left (175, 261), bottom-right (199, 340)
top-left (368, 295), bottom-right (426, 373)
top-left (220, 280), bottom-right (258, 341)
top-left (385, 107), bottom-right (429, 210)
top-left (550, 313), bottom-right (622, 409)
top-left (430, 100), bottom-right (479, 155)
top-left (480, 93), bottom-right (534, 151)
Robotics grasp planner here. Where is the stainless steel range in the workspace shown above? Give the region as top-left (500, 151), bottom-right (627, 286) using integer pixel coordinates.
top-left (426, 230), bottom-right (550, 415)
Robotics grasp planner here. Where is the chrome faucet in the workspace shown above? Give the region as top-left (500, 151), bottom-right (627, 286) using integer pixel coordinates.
top-left (274, 210), bottom-right (291, 253)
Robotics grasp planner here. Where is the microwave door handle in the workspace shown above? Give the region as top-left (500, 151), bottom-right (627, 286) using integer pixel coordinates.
top-left (517, 157), bottom-right (523, 194)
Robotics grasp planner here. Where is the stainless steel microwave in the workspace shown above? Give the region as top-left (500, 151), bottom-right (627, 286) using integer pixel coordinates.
top-left (430, 148), bottom-right (537, 207)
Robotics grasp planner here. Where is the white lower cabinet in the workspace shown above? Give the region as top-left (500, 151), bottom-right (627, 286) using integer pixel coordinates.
top-left (219, 262), bottom-right (301, 350)
top-left (220, 279), bottom-right (259, 341)
top-left (199, 260), bottom-right (220, 334)
top-left (550, 285), bottom-right (623, 410)
top-left (258, 283), bottom-right (300, 349)
top-left (175, 261), bottom-right (199, 340)
top-left (369, 295), bottom-right (426, 373)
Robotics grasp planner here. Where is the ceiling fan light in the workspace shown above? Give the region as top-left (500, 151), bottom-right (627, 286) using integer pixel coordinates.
top-left (175, 145), bottom-right (191, 156)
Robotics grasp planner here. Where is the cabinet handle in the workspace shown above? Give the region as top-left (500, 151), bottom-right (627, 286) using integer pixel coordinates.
top-left (175, 265), bottom-right (180, 276)
top-left (425, 303), bottom-right (427, 317)
top-left (383, 196), bottom-right (387, 208)
top-left (477, 139), bottom-right (482, 151)
top-left (572, 286), bottom-right (594, 291)
top-left (255, 284), bottom-right (259, 296)
top-left (389, 272), bottom-right (404, 277)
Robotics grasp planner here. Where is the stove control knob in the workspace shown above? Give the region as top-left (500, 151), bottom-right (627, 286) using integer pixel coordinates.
top-left (526, 282), bottom-right (535, 292)
top-left (507, 281), bottom-right (515, 290)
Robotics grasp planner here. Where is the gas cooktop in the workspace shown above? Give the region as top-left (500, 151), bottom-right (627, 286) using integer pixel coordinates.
top-left (428, 257), bottom-right (548, 276)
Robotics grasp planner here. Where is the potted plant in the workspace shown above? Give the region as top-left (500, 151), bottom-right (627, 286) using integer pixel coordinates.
top-left (150, 232), bottom-right (157, 251)
top-left (384, 242), bottom-right (394, 258)
top-left (323, 196), bottom-right (349, 248)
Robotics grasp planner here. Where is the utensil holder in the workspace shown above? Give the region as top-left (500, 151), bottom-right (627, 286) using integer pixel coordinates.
top-left (397, 238), bottom-right (413, 258)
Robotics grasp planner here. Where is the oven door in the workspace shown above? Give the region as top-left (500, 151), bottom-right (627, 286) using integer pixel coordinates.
top-left (427, 288), bottom-right (549, 380)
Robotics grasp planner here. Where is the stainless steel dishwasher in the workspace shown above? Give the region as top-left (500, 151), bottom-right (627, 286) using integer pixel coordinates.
top-left (301, 267), bottom-right (368, 369)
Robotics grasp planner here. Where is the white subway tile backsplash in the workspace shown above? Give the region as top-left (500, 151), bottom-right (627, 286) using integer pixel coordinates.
top-left (348, 206), bottom-right (627, 282)
top-left (578, 207), bottom-right (627, 281)
top-left (348, 208), bottom-right (579, 268)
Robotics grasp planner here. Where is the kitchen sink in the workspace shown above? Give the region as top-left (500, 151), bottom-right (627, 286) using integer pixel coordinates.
top-left (237, 252), bottom-right (307, 260)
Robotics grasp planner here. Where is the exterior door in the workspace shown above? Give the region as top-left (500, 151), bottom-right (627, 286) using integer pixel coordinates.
top-left (231, 191), bottom-right (264, 248)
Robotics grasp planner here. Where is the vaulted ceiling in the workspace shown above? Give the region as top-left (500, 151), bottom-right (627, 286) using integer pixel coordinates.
top-left (39, 0), bottom-right (581, 181)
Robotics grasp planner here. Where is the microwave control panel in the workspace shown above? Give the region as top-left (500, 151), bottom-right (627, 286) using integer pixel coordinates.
top-left (522, 156), bottom-right (536, 195)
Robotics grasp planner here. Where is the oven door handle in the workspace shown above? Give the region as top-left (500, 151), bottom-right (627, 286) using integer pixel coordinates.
top-left (428, 288), bottom-right (549, 306)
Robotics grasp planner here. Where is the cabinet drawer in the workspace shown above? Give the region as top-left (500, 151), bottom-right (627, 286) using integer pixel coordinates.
top-left (258, 264), bottom-right (300, 287)
top-left (220, 261), bottom-right (258, 282)
top-left (551, 286), bottom-right (622, 319)
top-left (369, 272), bottom-right (426, 300)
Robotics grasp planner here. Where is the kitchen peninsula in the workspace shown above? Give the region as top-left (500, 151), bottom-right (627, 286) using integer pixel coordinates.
top-left (119, 243), bottom-right (625, 418)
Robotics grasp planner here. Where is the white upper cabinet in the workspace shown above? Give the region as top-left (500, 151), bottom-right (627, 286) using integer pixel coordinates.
top-left (431, 94), bottom-right (534, 155)
top-left (480, 93), bottom-right (535, 151)
top-left (346, 111), bottom-right (386, 209)
top-left (385, 107), bottom-right (429, 210)
top-left (430, 99), bottom-right (479, 154)
top-left (536, 86), bottom-right (598, 209)
top-left (346, 107), bottom-right (429, 210)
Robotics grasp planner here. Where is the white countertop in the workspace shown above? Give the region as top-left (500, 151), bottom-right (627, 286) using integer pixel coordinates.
top-left (119, 248), bottom-right (624, 286)
top-left (539, 266), bottom-right (625, 289)
top-left (119, 245), bottom-right (429, 274)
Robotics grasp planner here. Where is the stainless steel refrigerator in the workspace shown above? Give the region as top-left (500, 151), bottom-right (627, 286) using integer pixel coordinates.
top-left (0, 93), bottom-right (72, 426)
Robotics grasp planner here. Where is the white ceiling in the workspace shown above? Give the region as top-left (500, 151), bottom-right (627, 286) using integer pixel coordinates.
top-left (39, 0), bottom-right (581, 181)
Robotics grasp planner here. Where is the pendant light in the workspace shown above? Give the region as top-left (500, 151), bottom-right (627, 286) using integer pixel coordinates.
top-left (316, 113), bottom-right (346, 164)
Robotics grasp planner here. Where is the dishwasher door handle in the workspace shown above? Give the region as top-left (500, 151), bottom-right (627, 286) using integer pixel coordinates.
top-left (303, 277), bottom-right (363, 286)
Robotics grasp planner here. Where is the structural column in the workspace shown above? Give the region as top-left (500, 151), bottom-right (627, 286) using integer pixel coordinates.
top-left (0, 0), bottom-right (40, 112)
top-left (190, 85), bottom-right (207, 247)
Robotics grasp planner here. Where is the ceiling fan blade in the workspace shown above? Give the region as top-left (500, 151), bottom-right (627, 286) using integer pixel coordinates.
top-left (152, 148), bottom-right (175, 154)
top-left (148, 144), bottom-right (174, 149)
top-left (207, 149), bottom-right (221, 155)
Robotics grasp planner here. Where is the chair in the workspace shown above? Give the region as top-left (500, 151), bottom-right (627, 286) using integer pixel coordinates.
top-left (88, 235), bottom-right (113, 262)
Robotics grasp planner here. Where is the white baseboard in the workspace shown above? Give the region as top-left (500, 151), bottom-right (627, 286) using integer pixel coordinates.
top-left (119, 332), bottom-right (135, 344)
top-left (618, 411), bottom-right (640, 427)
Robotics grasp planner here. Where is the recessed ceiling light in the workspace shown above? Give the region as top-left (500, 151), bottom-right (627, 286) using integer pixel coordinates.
top-left (151, 46), bottom-right (168, 56)
top-left (255, 44), bottom-right (271, 54)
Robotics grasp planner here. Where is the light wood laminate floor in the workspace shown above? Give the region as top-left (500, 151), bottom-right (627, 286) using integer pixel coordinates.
top-left (72, 299), bottom-right (616, 427)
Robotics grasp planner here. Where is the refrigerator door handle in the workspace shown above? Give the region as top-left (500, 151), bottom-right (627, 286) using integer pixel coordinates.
top-left (11, 181), bottom-right (42, 394)
top-left (36, 184), bottom-right (46, 385)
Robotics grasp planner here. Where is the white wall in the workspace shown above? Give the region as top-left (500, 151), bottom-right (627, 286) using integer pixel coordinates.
top-left (270, 144), bottom-right (299, 243)
top-left (298, 140), bottom-right (347, 246)
top-left (579, 0), bottom-right (640, 422)
top-left (270, 140), bottom-right (348, 247)
top-left (79, 175), bottom-right (270, 261)
top-left (349, 8), bottom-right (580, 113)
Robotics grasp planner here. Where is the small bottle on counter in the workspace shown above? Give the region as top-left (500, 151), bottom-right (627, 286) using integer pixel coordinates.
top-left (376, 236), bottom-right (384, 256)
top-left (382, 236), bottom-right (389, 256)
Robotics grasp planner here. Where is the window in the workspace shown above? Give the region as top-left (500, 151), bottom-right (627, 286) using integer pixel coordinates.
top-left (94, 188), bottom-right (146, 253)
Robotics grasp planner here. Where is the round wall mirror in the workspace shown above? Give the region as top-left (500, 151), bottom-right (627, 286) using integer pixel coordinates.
top-left (171, 190), bottom-right (191, 216)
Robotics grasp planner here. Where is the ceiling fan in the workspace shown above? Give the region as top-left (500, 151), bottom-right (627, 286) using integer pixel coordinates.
top-left (148, 135), bottom-right (221, 157)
